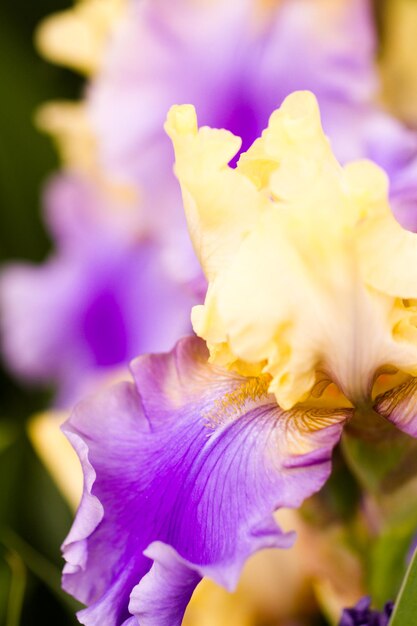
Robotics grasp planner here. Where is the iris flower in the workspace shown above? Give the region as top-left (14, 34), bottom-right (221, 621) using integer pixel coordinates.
top-left (0, 174), bottom-right (197, 404)
top-left (61, 93), bottom-right (417, 625)
top-left (3, 0), bottom-right (417, 402)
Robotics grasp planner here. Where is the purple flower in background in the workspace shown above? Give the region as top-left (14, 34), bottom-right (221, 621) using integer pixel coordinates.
top-left (0, 174), bottom-right (197, 404)
top-left (89, 0), bottom-right (417, 232)
top-left (339, 597), bottom-right (393, 626)
top-left (3, 0), bottom-right (417, 402)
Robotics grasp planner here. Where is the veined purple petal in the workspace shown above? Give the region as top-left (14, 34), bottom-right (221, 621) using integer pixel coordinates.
top-left (374, 377), bottom-right (417, 438)
top-left (62, 337), bottom-right (349, 625)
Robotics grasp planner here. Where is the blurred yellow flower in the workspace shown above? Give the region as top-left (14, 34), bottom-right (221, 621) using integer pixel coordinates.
top-left (35, 100), bottom-right (97, 173)
top-left (35, 0), bottom-right (126, 76)
top-left (28, 411), bottom-right (83, 511)
top-left (381, 0), bottom-right (417, 126)
top-left (35, 100), bottom-right (138, 205)
top-left (166, 91), bottom-right (417, 411)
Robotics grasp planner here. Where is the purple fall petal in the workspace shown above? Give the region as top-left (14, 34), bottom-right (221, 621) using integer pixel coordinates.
top-left (374, 377), bottom-right (417, 438)
top-left (62, 337), bottom-right (347, 625)
top-left (128, 543), bottom-right (202, 626)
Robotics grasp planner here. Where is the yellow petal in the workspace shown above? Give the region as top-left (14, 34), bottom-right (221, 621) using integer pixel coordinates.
top-left (35, 0), bottom-right (125, 75)
top-left (165, 105), bottom-right (267, 282)
top-left (168, 91), bottom-right (417, 409)
top-left (35, 100), bottom-right (96, 172)
top-left (28, 411), bottom-right (82, 511)
top-left (380, 0), bottom-right (417, 125)
top-left (358, 207), bottom-right (417, 299)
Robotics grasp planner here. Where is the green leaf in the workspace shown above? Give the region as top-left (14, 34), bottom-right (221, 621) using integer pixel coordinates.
top-left (4, 550), bottom-right (26, 626)
top-left (370, 506), bottom-right (417, 606)
top-left (390, 549), bottom-right (417, 626)
top-left (0, 551), bottom-right (12, 626)
top-left (0, 527), bottom-right (80, 614)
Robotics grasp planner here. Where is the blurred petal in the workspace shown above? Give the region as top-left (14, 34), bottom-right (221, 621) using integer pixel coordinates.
top-left (381, 0), bottom-right (417, 127)
top-left (35, 102), bottom-right (97, 173)
top-left (35, 0), bottom-right (125, 75)
top-left (28, 411), bottom-right (83, 511)
top-left (0, 175), bottom-right (196, 405)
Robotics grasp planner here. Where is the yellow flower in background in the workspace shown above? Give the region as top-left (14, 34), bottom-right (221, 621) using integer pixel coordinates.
top-left (166, 91), bottom-right (417, 414)
top-left (35, 0), bottom-right (126, 76)
top-left (29, 412), bottom-right (83, 511)
top-left (35, 101), bottom-right (97, 173)
top-left (380, 0), bottom-right (417, 126)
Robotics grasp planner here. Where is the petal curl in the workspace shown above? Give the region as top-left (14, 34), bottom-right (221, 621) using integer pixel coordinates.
top-left (62, 336), bottom-right (348, 625)
top-left (165, 105), bottom-right (263, 282)
top-left (374, 377), bottom-right (417, 438)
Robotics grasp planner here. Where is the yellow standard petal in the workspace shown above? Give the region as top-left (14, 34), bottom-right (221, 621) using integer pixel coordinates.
top-left (167, 91), bottom-right (417, 410)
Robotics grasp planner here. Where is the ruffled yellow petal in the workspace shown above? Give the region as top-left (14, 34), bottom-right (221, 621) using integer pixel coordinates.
top-left (35, 0), bottom-right (125, 76)
top-left (357, 206), bottom-right (417, 299)
top-left (165, 105), bottom-right (267, 282)
top-left (168, 91), bottom-right (417, 409)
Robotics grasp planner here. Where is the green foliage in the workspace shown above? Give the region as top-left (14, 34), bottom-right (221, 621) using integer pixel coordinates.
top-left (370, 504), bottom-right (417, 606)
top-left (389, 549), bottom-right (417, 626)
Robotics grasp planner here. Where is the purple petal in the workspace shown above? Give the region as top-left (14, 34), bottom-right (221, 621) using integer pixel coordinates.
top-left (374, 377), bottom-right (417, 437)
top-left (338, 597), bottom-right (393, 626)
top-left (0, 174), bottom-right (197, 405)
top-left (62, 336), bottom-right (348, 625)
top-left (128, 543), bottom-right (202, 626)
top-left (90, 0), bottom-right (377, 179)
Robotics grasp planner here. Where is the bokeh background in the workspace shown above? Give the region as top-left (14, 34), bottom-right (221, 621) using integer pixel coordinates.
top-left (0, 1), bottom-right (413, 624)
top-left (0, 2), bottom-right (82, 623)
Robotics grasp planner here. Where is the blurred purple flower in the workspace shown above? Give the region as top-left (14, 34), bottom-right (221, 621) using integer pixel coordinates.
top-left (89, 0), bottom-right (417, 231)
top-left (339, 597), bottom-right (393, 626)
top-left (0, 174), bottom-right (197, 404)
top-left (3, 0), bottom-right (417, 403)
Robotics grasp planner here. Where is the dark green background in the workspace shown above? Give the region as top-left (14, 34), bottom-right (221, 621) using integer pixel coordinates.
top-left (0, 2), bottom-right (81, 623)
